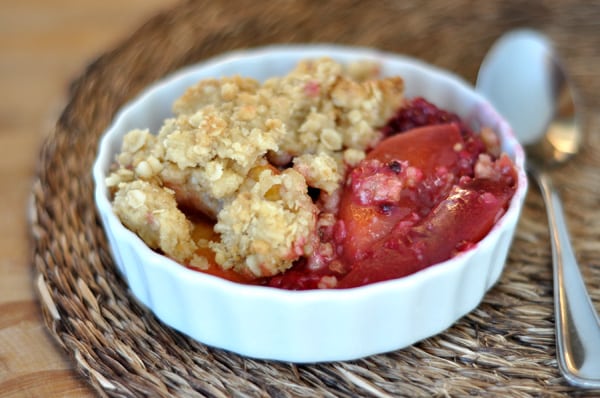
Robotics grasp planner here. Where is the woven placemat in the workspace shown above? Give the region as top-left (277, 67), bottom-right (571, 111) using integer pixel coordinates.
top-left (30, 0), bottom-right (600, 396)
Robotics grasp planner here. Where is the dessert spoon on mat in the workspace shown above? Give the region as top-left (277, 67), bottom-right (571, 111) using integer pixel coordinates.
top-left (477, 29), bottom-right (600, 388)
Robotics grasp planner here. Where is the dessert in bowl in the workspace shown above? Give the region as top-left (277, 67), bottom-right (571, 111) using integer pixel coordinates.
top-left (93, 45), bottom-right (527, 362)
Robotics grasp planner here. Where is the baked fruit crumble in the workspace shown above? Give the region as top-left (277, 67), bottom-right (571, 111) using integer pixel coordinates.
top-left (106, 58), bottom-right (517, 289)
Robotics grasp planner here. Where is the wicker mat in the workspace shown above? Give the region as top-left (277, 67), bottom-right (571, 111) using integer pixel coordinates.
top-left (30, 0), bottom-right (600, 396)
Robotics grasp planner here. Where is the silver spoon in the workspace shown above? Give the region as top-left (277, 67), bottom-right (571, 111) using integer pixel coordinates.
top-left (477, 29), bottom-right (600, 388)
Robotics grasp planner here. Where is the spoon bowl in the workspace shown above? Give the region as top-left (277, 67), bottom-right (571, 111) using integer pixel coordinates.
top-left (477, 30), bottom-right (581, 165)
top-left (477, 29), bottom-right (600, 388)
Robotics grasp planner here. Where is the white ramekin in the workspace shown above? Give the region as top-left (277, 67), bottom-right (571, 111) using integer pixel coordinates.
top-left (93, 45), bottom-right (527, 363)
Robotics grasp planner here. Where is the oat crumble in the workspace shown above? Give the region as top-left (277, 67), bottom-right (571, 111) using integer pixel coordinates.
top-left (107, 58), bottom-right (404, 278)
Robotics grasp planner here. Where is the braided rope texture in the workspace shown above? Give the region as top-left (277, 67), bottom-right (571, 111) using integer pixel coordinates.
top-left (30, 1), bottom-right (600, 396)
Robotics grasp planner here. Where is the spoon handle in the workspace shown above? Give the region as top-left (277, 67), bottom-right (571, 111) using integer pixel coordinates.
top-left (531, 167), bottom-right (600, 387)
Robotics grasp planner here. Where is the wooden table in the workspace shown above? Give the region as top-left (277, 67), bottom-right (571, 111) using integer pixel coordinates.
top-left (0, 1), bottom-right (177, 396)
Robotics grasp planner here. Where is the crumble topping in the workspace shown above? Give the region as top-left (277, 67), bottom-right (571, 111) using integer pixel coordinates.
top-left (112, 180), bottom-right (200, 265)
top-left (107, 58), bottom-right (404, 278)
